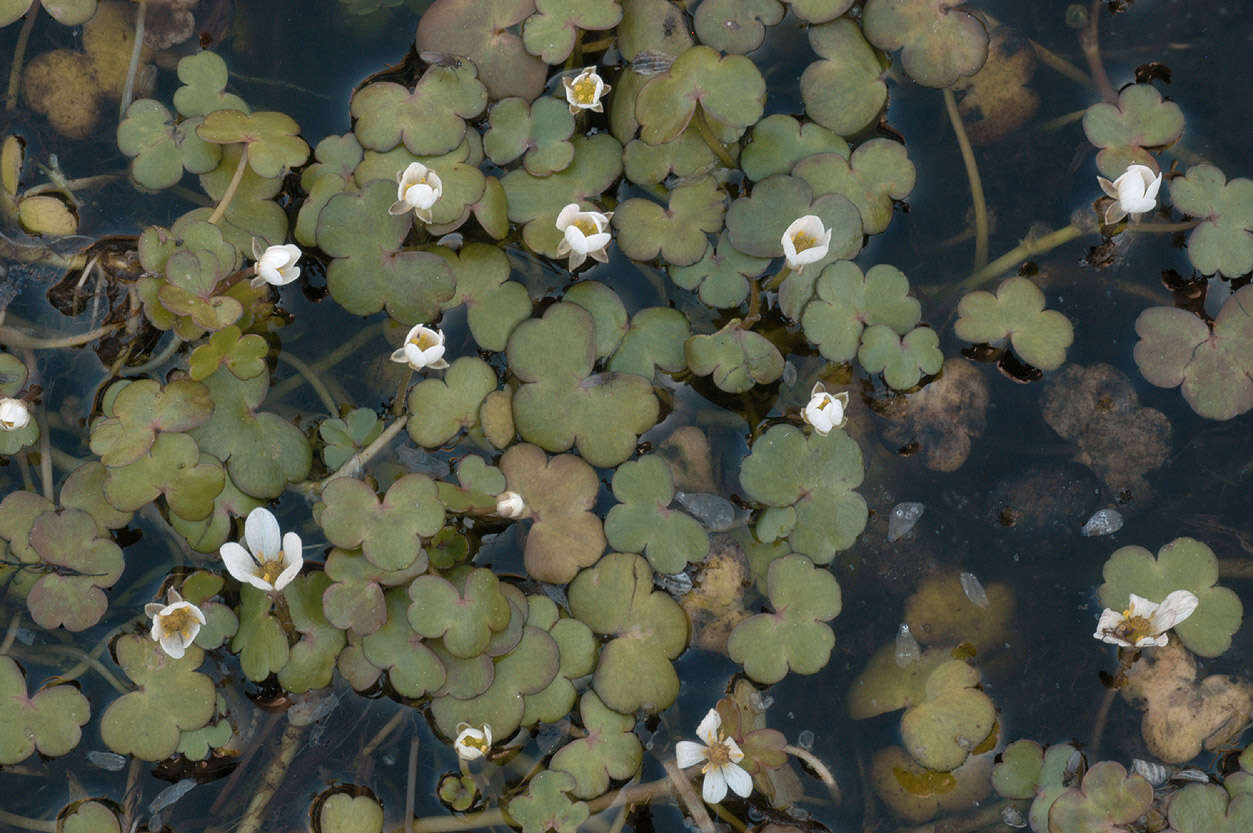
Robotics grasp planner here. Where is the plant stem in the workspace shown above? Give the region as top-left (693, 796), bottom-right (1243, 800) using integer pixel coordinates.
top-left (268, 322), bottom-right (384, 402)
top-left (236, 719), bottom-right (305, 833)
top-left (784, 744), bottom-right (841, 803)
top-left (393, 368), bottom-right (413, 417)
top-left (0, 810), bottom-right (56, 833)
top-left (23, 644), bottom-right (132, 694)
top-left (691, 104), bottom-right (737, 169)
top-left (405, 732), bottom-right (420, 833)
top-left (119, 331), bottom-right (183, 376)
top-left (120, 0), bottom-right (147, 119)
top-left (37, 405), bottom-right (52, 501)
top-left (1080, 0), bottom-right (1117, 103)
top-left (355, 710), bottom-right (408, 770)
top-left (208, 146), bottom-right (250, 225)
top-left (1029, 39), bottom-right (1092, 88)
top-left (310, 417), bottom-right (407, 493)
top-left (0, 611), bottom-right (21, 655)
top-left (948, 224), bottom-right (1085, 298)
top-left (741, 280), bottom-right (763, 329)
top-left (894, 798), bottom-right (1029, 833)
top-left (1217, 559), bottom-right (1253, 579)
top-left (4, 7), bottom-right (38, 112)
top-left (762, 266), bottom-right (791, 293)
top-left (663, 759), bottom-right (714, 833)
top-left (23, 172), bottom-right (124, 197)
top-left (0, 323), bottom-right (119, 349)
top-left (1122, 220), bottom-right (1200, 234)
top-left (1087, 685), bottom-right (1118, 759)
top-left (275, 349), bottom-right (340, 415)
top-left (942, 87), bottom-right (988, 271)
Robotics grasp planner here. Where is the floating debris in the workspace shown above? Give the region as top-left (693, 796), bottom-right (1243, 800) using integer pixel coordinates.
top-left (674, 491), bottom-right (735, 531)
top-left (1130, 758), bottom-right (1168, 786)
top-left (960, 571), bottom-right (990, 608)
top-left (1172, 768), bottom-right (1210, 784)
top-left (630, 50), bottom-right (675, 76)
top-left (86, 750), bottom-right (127, 771)
top-left (796, 729), bottom-right (814, 750)
top-left (1001, 805), bottom-right (1028, 828)
top-left (887, 502), bottom-right (925, 542)
top-left (1081, 508), bottom-right (1124, 537)
top-left (781, 361), bottom-right (797, 386)
top-left (895, 623), bottom-right (920, 667)
top-left (149, 779), bottom-right (196, 815)
top-left (655, 571), bottom-right (693, 597)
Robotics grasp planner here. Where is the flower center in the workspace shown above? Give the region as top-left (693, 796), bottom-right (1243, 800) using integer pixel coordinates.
top-left (160, 607), bottom-right (197, 640)
top-left (703, 739), bottom-right (733, 771)
top-left (257, 553), bottom-right (286, 587)
top-left (571, 76), bottom-right (598, 104)
top-left (791, 231), bottom-right (818, 252)
top-left (572, 217), bottom-right (600, 237)
top-left (1116, 612), bottom-right (1154, 644)
top-left (409, 331), bottom-right (439, 350)
top-left (464, 734), bottom-right (489, 753)
top-left (404, 177), bottom-right (428, 199)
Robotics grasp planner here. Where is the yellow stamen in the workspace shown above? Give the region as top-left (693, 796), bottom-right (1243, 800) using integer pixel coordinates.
top-left (571, 217), bottom-right (600, 236)
top-left (257, 554), bottom-right (286, 587)
top-left (791, 231), bottom-right (818, 252)
top-left (409, 330), bottom-right (439, 350)
top-left (160, 607), bottom-right (197, 640)
top-left (571, 76), bottom-right (598, 104)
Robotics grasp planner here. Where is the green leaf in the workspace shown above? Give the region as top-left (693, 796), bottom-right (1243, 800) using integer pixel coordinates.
top-left (614, 176), bottom-right (727, 267)
top-left (320, 794), bottom-right (384, 833)
top-left (991, 739), bottom-right (1044, 799)
top-left (605, 455), bottom-right (709, 573)
top-left (564, 281), bottom-right (629, 359)
top-left (693, 0), bottom-right (784, 54)
top-left (117, 100), bottom-right (221, 190)
top-left (322, 547), bottom-right (426, 636)
top-left (523, 0), bottom-right (622, 64)
top-left (801, 18), bottom-right (888, 137)
top-left (862, 0), bottom-right (989, 89)
top-left (24, 508), bottom-right (125, 631)
top-left (500, 444), bottom-right (605, 584)
top-left (406, 357), bottom-right (499, 448)
top-left (278, 572), bottom-right (348, 693)
top-left (408, 569), bottom-right (512, 658)
top-left (1167, 784), bottom-right (1253, 833)
top-left (1082, 84), bottom-right (1184, 179)
top-left (197, 110), bottom-right (310, 178)
top-left (187, 325), bottom-right (268, 381)
top-left (173, 51), bottom-right (248, 118)
top-left (685, 320), bottom-right (784, 393)
top-left (800, 261), bottom-right (923, 362)
top-left (623, 129), bottom-right (717, 186)
top-left (319, 408), bottom-right (383, 472)
top-left (739, 424), bottom-right (867, 562)
top-left (361, 588), bottom-right (446, 697)
top-left (784, 0), bottom-right (853, 23)
top-left (794, 139), bottom-right (916, 235)
top-left (0, 655), bottom-right (90, 765)
top-left (507, 770), bottom-right (589, 833)
top-left (100, 635), bottom-right (215, 760)
top-left (320, 474), bottom-right (443, 571)
top-left (103, 432), bottom-right (225, 521)
top-left (636, 45), bottom-right (765, 145)
top-left (1169, 165), bottom-right (1253, 278)
top-left (568, 553), bottom-right (688, 713)
top-left (727, 554), bottom-right (841, 684)
top-left (484, 96), bottom-right (575, 175)
top-left (549, 692), bottom-right (643, 798)
top-left (858, 325), bottom-right (943, 389)
top-left (724, 174), bottom-right (862, 265)
top-left (740, 115), bottom-right (849, 182)
top-left (508, 303), bottom-right (659, 467)
top-left (608, 307), bottom-right (691, 378)
top-left (231, 584), bottom-right (289, 680)
top-left (899, 660), bottom-right (995, 771)
top-left (954, 276), bottom-right (1073, 371)
top-left (1047, 762), bottom-right (1153, 833)
top-left (90, 378), bottom-right (213, 467)
top-left (415, 1), bottom-right (546, 101)
top-left (1098, 537), bottom-right (1243, 657)
top-left (295, 133), bottom-right (362, 248)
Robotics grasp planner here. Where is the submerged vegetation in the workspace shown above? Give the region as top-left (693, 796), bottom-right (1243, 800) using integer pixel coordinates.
top-left (0, 1), bottom-right (1250, 833)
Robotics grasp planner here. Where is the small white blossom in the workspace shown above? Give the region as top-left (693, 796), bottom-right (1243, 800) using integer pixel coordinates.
top-left (389, 162), bottom-right (443, 223)
top-left (0, 398), bottom-right (30, 431)
top-left (454, 723), bottom-right (492, 760)
top-left (675, 708), bottom-right (753, 805)
top-left (801, 382), bottom-right (849, 435)
top-left (562, 67), bottom-right (611, 114)
top-left (250, 239), bottom-right (302, 289)
top-left (219, 507), bottom-right (303, 593)
top-left (1094, 590), bottom-right (1198, 648)
top-left (145, 589), bottom-right (206, 660)
top-left (554, 203), bottom-right (612, 271)
top-left (495, 491), bottom-right (526, 519)
top-left (1097, 164), bottom-right (1162, 225)
top-left (780, 215), bottom-right (832, 272)
top-left (390, 323), bottom-right (450, 371)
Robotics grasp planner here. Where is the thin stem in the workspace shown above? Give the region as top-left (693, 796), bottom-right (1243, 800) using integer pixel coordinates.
top-left (691, 104), bottom-right (737, 169)
top-left (355, 710), bottom-right (407, 770)
top-left (119, 331), bottom-right (183, 377)
top-left (1080, 0), bottom-right (1117, 103)
top-left (0, 323), bottom-right (119, 350)
top-left (663, 759), bottom-right (714, 833)
top-left (741, 280), bottom-right (762, 329)
top-left (707, 802), bottom-right (747, 833)
top-left (894, 799), bottom-right (1029, 833)
top-left (948, 224), bottom-right (1085, 298)
top-left (119, 0), bottom-right (147, 119)
top-left (1087, 685), bottom-right (1119, 759)
top-left (762, 266), bottom-right (791, 293)
top-left (1037, 109), bottom-right (1088, 131)
top-left (236, 719), bottom-right (305, 833)
top-left (37, 405), bottom-right (52, 501)
top-left (26, 644), bottom-right (132, 694)
top-left (275, 349), bottom-right (339, 415)
top-left (1218, 559), bottom-right (1253, 579)
top-left (0, 810), bottom-right (57, 833)
top-left (208, 147), bottom-right (250, 225)
top-left (784, 744), bottom-right (841, 804)
top-left (269, 322), bottom-right (384, 403)
top-left (0, 610), bottom-right (21, 655)
top-left (209, 712), bottom-right (284, 815)
top-left (405, 732), bottom-right (420, 833)
top-left (304, 417), bottom-right (407, 495)
top-left (392, 369), bottom-right (413, 417)
top-left (4, 7), bottom-right (38, 111)
top-left (23, 173), bottom-right (123, 197)
top-left (1029, 39), bottom-right (1092, 88)
top-left (942, 87), bottom-right (988, 270)
top-left (0, 235), bottom-right (81, 270)
top-left (1122, 220), bottom-right (1201, 234)
top-left (120, 757), bottom-right (142, 833)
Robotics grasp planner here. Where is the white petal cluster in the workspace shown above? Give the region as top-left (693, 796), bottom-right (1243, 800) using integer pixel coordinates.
top-left (1094, 590), bottom-right (1198, 648)
top-left (1097, 164), bottom-right (1162, 225)
top-left (801, 382), bottom-right (849, 435)
top-left (389, 162), bottom-right (443, 223)
top-left (562, 67), bottom-right (611, 114)
top-left (780, 215), bottom-right (832, 272)
top-left (454, 723), bottom-right (492, 760)
top-left (675, 708), bottom-right (753, 805)
top-left (554, 203), bottom-right (613, 271)
top-left (250, 239), bottom-right (303, 288)
top-left (0, 398), bottom-right (31, 431)
top-left (495, 491), bottom-right (527, 519)
top-left (219, 507), bottom-right (303, 593)
top-left (145, 589), bottom-right (207, 660)
top-left (390, 323), bottom-right (450, 371)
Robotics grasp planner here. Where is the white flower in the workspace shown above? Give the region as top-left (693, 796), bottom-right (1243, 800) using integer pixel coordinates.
top-left (1097, 164), bottom-right (1163, 225)
top-left (562, 67), bottom-right (611, 114)
top-left (554, 203), bottom-right (613, 271)
top-left (780, 215), bottom-right (832, 272)
top-left (0, 398), bottom-right (30, 431)
top-left (674, 708), bottom-right (753, 805)
top-left (250, 240), bottom-right (303, 289)
top-left (219, 507), bottom-right (303, 593)
top-left (801, 382), bottom-right (849, 435)
top-left (1094, 590), bottom-right (1199, 648)
top-left (495, 491), bottom-right (526, 519)
top-left (144, 589), bottom-right (206, 660)
top-left (454, 723), bottom-right (492, 760)
top-left (389, 323), bottom-right (450, 371)
top-left (389, 162), bottom-right (443, 223)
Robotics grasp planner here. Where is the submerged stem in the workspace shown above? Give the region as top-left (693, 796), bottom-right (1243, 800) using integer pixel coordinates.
top-left (120, 1), bottom-right (147, 119)
top-left (1080, 0), bottom-right (1118, 104)
top-left (0, 323), bottom-right (119, 350)
top-left (208, 146), bottom-right (250, 225)
top-left (784, 743), bottom-right (841, 804)
top-left (0, 810), bottom-right (57, 833)
top-left (691, 104), bottom-right (738, 169)
top-left (942, 87), bottom-right (988, 271)
top-left (236, 719), bottom-right (305, 833)
top-left (948, 224), bottom-right (1085, 299)
top-left (4, 7), bottom-right (38, 112)
top-left (275, 349), bottom-right (340, 416)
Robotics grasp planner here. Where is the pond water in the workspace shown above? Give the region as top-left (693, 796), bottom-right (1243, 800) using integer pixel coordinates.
top-left (0, 2), bottom-right (1250, 833)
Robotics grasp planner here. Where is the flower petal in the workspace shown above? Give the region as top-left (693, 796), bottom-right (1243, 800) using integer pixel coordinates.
top-left (1150, 589), bottom-right (1198, 632)
top-left (555, 203), bottom-right (581, 230)
top-left (674, 741), bottom-right (708, 769)
top-left (245, 508), bottom-right (282, 559)
top-left (220, 541), bottom-right (259, 585)
top-left (721, 762), bottom-right (753, 798)
top-left (701, 768), bottom-right (728, 804)
top-left (1093, 607), bottom-right (1124, 642)
top-left (694, 709), bottom-right (722, 745)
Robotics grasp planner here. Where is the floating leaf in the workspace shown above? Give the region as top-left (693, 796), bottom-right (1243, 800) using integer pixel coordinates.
top-left (24, 508), bottom-right (125, 631)
top-left (500, 444), bottom-right (605, 584)
top-left (1098, 537), bottom-right (1243, 658)
top-left (484, 97), bottom-right (575, 175)
top-left (279, 573), bottom-right (348, 693)
top-left (724, 174), bottom-right (862, 266)
top-left (1047, 762), bottom-right (1152, 833)
top-left (568, 553), bottom-right (688, 713)
top-left (549, 691), bottom-right (643, 799)
top-left (197, 110), bottom-right (310, 178)
top-left (605, 455), bottom-right (709, 574)
top-left (507, 770), bottom-right (589, 833)
top-left (565, 281), bottom-right (628, 359)
top-left (1169, 165), bottom-right (1253, 278)
top-left (607, 307), bottom-right (691, 380)
top-left (668, 233), bottom-right (769, 309)
top-left (785, 0), bottom-right (854, 23)
top-left (617, 0), bottom-right (692, 63)
top-left (801, 262), bottom-right (922, 361)
top-left (117, 100), bottom-right (220, 190)
top-left (0, 655), bottom-right (90, 765)
top-left (740, 115), bottom-right (849, 182)
top-left (1167, 782), bottom-right (1253, 833)
top-left (173, 51), bottom-right (248, 118)
top-left (801, 18), bottom-right (888, 137)
top-left (415, 1), bottom-right (546, 101)
top-left (231, 584), bottom-right (289, 680)
top-left (859, 325), bottom-right (943, 389)
top-left (739, 424), bottom-right (867, 561)
top-left (322, 547), bottom-right (426, 636)
top-left (90, 378), bottom-right (213, 467)
top-left (408, 569), bottom-right (512, 658)
top-left (692, 0), bottom-right (784, 54)
top-left (991, 739), bottom-right (1045, 800)
top-left (635, 45), bottom-right (766, 145)
top-left (954, 276), bottom-right (1073, 371)
top-left (623, 129), bottom-right (717, 186)
top-left (406, 357), bottom-right (499, 448)
top-left (871, 745), bottom-right (993, 824)
top-left (862, 0), bottom-right (989, 89)
top-left (100, 635), bottom-right (215, 761)
top-left (614, 176), bottom-right (727, 266)
top-left (793, 138), bottom-right (916, 234)
top-left (320, 794), bottom-right (383, 833)
top-left (1082, 84), bottom-right (1184, 179)
top-left (508, 303), bottom-right (659, 467)
top-left (686, 319), bottom-right (784, 393)
top-left (360, 589), bottom-right (446, 697)
top-left (319, 408), bottom-right (384, 472)
top-left (523, 0), bottom-right (622, 64)
top-left (102, 432), bottom-right (225, 521)
top-left (320, 474), bottom-right (443, 571)
top-left (727, 554), bottom-right (840, 684)
top-left (900, 660), bottom-right (995, 772)
top-left (296, 133), bottom-right (362, 247)
top-left (187, 325), bottom-right (268, 381)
